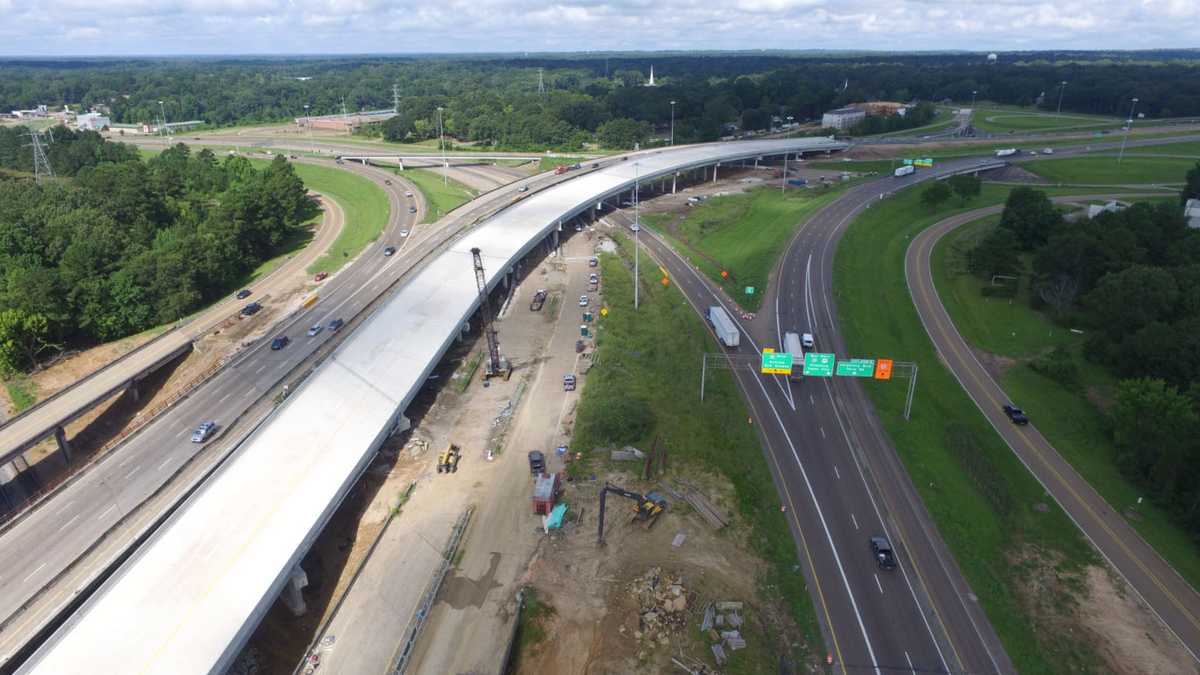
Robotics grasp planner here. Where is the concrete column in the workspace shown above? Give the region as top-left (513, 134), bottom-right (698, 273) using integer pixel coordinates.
top-left (54, 426), bottom-right (72, 462)
top-left (398, 159), bottom-right (405, 171)
top-left (552, 229), bottom-right (559, 249)
top-left (712, 164), bottom-right (719, 182)
top-left (671, 174), bottom-right (677, 194)
top-left (129, 380), bottom-right (140, 403)
top-left (754, 157), bottom-right (759, 168)
top-left (281, 565), bottom-right (309, 616)
top-left (393, 414), bottom-right (411, 435)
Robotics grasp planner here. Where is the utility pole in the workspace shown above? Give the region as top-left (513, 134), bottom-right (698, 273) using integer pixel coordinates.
top-left (781, 153), bottom-right (788, 195)
top-left (341, 98), bottom-right (349, 135)
top-left (633, 162), bottom-right (641, 310)
top-left (669, 100), bottom-right (676, 146)
top-left (1056, 81), bottom-right (1068, 116)
top-left (158, 99), bottom-right (170, 147)
top-left (538, 67), bottom-right (545, 96)
top-left (27, 128), bottom-right (54, 182)
top-left (392, 83), bottom-right (400, 114)
top-left (970, 90), bottom-right (977, 110)
top-left (1117, 97), bottom-right (1139, 165)
top-left (303, 104), bottom-right (315, 156)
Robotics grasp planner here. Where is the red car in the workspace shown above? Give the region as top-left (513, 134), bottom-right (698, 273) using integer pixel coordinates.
top-left (314, 272), bottom-right (329, 282)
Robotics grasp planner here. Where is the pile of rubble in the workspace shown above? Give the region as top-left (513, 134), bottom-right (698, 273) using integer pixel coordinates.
top-left (701, 601), bottom-right (746, 666)
top-left (621, 567), bottom-right (692, 653)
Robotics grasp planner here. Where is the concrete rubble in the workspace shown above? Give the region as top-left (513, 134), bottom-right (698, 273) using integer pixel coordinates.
top-left (626, 567), bottom-right (692, 656)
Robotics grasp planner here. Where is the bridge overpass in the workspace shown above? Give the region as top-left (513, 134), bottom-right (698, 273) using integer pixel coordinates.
top-left (336, 152), bottom-right (550, 168)
top-left (16, 137), bottom-right (848, 675)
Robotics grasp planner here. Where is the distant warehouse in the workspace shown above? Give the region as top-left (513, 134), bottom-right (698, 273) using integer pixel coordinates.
top-left (76, 112), bottom-right (111, 131)
top-left (296, 109), bottom-right (397, 132)
top-left (821, 106), bottom-right (866, 130)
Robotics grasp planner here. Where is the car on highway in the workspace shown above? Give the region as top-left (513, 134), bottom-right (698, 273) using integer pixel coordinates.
top-left (385, 179), bottom-right (392, 185)
top-left (306, 324), bottom-right (323, 337)
top-left (241, 302), bottom-right (262, 316)
top-left (399, 229), bottom-right (409, 237)
top-left (579, 295), bottom-right (589, 307)
top-left (408, 206), bottom-right (417, 214)
top-left (588, 257), bottom-right (598, 267)
top-left (328, 318), bottom-right (345, 332)
top-left (801, 332), bottom-right (815, 349)
top-left (518, 186), bottom-right (529, 193)
top-left (383, 246), bottom-right (396, 256)
top-left (236, 289), bottom-right (252, 300)
top-left (1003, 404), bottom-right (1029, 425)
top-left (191, 421), bottom-right (217, 443)
top-left (871, 536), bottom-right (897, 570)
top-left (270, 335), bottom-right (290, 350)
top-left (314, 272), bottom-right (328, 282)
top-left (404, 191), bottom-right (413, 198)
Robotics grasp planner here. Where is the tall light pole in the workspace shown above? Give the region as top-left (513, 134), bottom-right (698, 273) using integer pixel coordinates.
top-left (781, 153), bottom-right (788, 195)
top-left (303, 104), bottom-right (315, 156)
top-left (437, 106), bottom-right (447, 186)
top-left (633, 162), bottom-right (640, 310)
top-left (1117, 97), bottom-right (1139, 165)
top-left (1056, 81), bottom-right (1068, 116)
top-left (669, 100), bottom-right (676, 146)
top-left (970, 90), bottom-right (977, 110)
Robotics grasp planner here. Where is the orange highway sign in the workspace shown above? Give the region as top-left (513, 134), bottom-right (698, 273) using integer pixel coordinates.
top-left (874, 359), bottom-right (893, 380)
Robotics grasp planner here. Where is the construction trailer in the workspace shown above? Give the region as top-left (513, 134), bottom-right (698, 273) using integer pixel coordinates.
top-left (533, 473), bottom-right (561, 515)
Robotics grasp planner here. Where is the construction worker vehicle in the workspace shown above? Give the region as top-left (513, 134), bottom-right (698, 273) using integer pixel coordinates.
top-left (530, 289), bottom-right (547, 311)
top-left (437, 444), bottom-right (462, 473)
top-left (597, 482), bottom-right (668, 544)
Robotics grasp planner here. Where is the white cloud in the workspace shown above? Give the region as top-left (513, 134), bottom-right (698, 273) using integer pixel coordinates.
top-left (0, 0), bottom-right (1197, 54)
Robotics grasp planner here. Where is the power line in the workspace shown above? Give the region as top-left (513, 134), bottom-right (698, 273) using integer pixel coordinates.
top-left (26, 128), bottom-right (54, 182)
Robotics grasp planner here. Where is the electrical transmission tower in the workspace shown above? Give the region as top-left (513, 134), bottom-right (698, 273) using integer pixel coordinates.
top-left (27, 128), bottom-right (54, 182)
top-left (470, 247), bottom-right (509, 380)
top-left (392, 84), bottom-right (400, 113)
top-left (341, 97), bottom-right (349, 135)
top-left (538, 68), bottom-right (545, 96)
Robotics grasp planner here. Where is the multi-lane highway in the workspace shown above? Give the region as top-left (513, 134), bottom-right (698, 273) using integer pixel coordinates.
top-left (907, 199), bottom-right (1200, 665)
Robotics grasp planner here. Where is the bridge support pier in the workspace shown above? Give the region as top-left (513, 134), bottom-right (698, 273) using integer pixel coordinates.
top-left (129, 380), bottom-right (141, 403)
top-left (393, 414), bottom-right (411, 435)
top-left (712, 164), bottom-right (719, 182)
top-left (458, 321), bottom-right (470, 341)
top-left (671, 173), bottom-right (677, 194)
top-left (54, 426), bottom-right (72, 462)
top-left (281, 565), bottom-right (309, 616)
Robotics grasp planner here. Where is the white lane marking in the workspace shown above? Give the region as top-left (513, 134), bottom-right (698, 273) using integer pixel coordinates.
top-left (875, 574), bottom-right (884, 594)
top-left (125, 466), bottom-right (140, 482)
top-left (905, 650), bottom-right (915, 674)
top-left (254, 364), bottom-right (267, 375)
top-left (820, 426), bottom-right (827, 439)
top-left (158, 456), bottom-right (173, 472)
top-left (748, 374), bottom-right (883, 675)
top-left (58, 511), bottom-right (81, 532)
top-left (810, 395), bottom-right (815, 406)
top-left (218, 392), bottom-right (232, 404)
top-left (804, 253), bottom-right (815, 331)
top-left (242, 388), bottom-right (254, 398)
top-left (174, 429), bottom-right (187, 439)
top-left (56, 500), bottom-right (74, 515)
top-left (834, 465), bottom-right (841, 479)
top-left (96, 504), bottom-right (116, 521)
top-left (852, 513), bottom-right (859, 530)
top-left (23, 562), bottom-right (47, 584)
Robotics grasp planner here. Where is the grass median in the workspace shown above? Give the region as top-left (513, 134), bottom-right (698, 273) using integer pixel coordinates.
top-left (287, 163), bottom-right (391, 275)
top-left (572, 233), bottom-right (822, 670)
top-left (834, 183), bottom-right (1108, 672)
top-left (933, 215), bottom-right (1200, 592)
top-left (643, 185), bottom-right (847, 313)
top-left (400, 168), bottom-right (476, 223)
top-left (1019, 155), bottom-right (1195, 184)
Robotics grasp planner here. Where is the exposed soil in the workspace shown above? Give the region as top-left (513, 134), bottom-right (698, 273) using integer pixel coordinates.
top-left (971, 347), bottom-right (1019, 380)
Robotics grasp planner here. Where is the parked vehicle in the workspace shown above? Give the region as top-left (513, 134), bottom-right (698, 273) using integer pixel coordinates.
top-left (530, 289), bottom-right (547, 311)
top-left (241, 302), bottom-right (262, 316)
top-left (314, 272), bottom-right (328, 282)
top-left (270, 335), bottom-right (290, 350)
top-left (528, 450), bottom-right (546, 475)
top-left (554, 165), bottom-right (569, 175)
top-left (588, 257), bottom-right (598, 267)
top-left (328, 318), bottom-right (345, 332)
top-left (236, 289), bottom-right (252, 300)
top-left (191, 421), bottom-right (217, 443)
top-left (579, 294), bottom-right (589, 307)
top-left (563, 374), bottom-right (577, 391)
top-left (437, 444), bottom-right (462, 473)
top-left (893, 164), bottom-right (915, 177)
top-left (871, 536), bottom-right (897, 570)
top-left (707, 306), bottom-right (740, 348)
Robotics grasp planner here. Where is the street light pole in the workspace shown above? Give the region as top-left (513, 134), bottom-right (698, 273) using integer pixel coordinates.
top-left (1056, 81), bottom-right (1068, 116)
top-left (970, 90), bottom-right (977, 110)
top-left (303, 104), bottom-right (315, 156)
top-left (634, 162), bottom-right (640, 310)
top-left (438, 106), bottom-right (447, 186)
top-left (781, 153), bottom-right (788, 195)
top-left (1117, 97), bottom-right (1139, 165)
top-left (669, 100), bottom-right (676, 146)
top-left (158, 100), bottom-right (168, 147)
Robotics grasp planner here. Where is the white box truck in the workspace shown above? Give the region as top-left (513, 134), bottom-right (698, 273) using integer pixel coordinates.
top-left (707, 306), bottom-right (740, 348)
top-left (893, 165), bottom-right (915, 177)
top-left (995, 148), bottom-right (1017, 157)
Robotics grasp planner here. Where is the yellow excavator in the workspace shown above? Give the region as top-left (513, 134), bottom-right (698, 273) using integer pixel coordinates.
top-left (437, 443), bottom-right (462, 473)
top-left (597, 482), bottom-right (668, 544)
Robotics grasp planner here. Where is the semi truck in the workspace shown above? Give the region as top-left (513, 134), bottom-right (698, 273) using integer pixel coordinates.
top-left (995, 148), bottom-right (1018, 157)
top-left (893, 165), bottom-right (915, 177)
top-left (707, 306), bottom-right (740, 348)
top-left (783, 332), bottom-right (804, 382)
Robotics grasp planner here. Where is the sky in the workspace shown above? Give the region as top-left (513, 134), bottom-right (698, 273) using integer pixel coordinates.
top-left (0, 0), bottom-right (1198, 56)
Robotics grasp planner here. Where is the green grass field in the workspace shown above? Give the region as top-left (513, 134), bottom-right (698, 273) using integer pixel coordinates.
top-left (245, 225), bottom-right (316, 284)
top-left (572, 234), bottom-right (821, 672)
top-left (644, 185), bottom-right (846, 312)
top-left (537, 156), bottom-right (585, 172)
top-left (932, 216), bottom-right (1200, 593)
top-left (1107, 141), bottom-right (1200, 157)
top-left (972, 107), bottom-right (1122, 134)
top-left (282, 162), bottom-right (390, 275)
top-left (835, 183), bottom-right (1107, 672)
top-left (1020, 155), bottom-right (1195, 185)
top-left (400, 168), bottom-right (476, 223)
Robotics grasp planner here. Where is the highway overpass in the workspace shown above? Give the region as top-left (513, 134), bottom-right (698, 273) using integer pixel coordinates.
top-left (16, 137), bottom-right (848, 674)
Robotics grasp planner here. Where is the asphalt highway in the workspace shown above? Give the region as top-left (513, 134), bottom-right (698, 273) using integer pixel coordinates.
top-left (907, 200), bottom-right (1200, 666)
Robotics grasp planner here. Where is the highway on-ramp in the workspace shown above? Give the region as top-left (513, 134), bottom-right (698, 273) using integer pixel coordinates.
top-left (906, 200), bottom-right (1200, 665)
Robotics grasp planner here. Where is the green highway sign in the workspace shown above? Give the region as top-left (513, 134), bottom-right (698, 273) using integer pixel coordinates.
top-left (745, 286), bottom-right (755, 295)
top-left (836, 358), bottom-right (876, 377)
top-left (803, 352), bottom-right (836, 377)
top-left (761, 350), bottom-right (794, 375)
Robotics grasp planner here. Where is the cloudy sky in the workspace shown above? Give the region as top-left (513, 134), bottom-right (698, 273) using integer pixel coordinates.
top-left (0, 0), bottom-right (1197, 56)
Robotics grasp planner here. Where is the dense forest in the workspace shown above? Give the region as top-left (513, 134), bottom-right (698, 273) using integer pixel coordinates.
top-left (966, 174), bottom-right (1200, 539)
top-left (0, 131), bottom-right (317, 374)
top-left (2, 52), bottom-right (1199, 150)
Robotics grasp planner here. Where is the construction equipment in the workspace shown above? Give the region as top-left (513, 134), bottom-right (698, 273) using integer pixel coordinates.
top-left (471, 247), bottom-right (512, 380)
top-left (529, 289), bottom-right (547, 311)
top-left (436, 444), bottom-right (462, 473)
top-left (597, 482), bottom-right (668, 544)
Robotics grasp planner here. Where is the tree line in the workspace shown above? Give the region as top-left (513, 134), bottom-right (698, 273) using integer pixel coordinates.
top-left (0, 133), bottom-right (318, 374)
top-left (2, 53), bottom-right (1198, 151)
top-left (965, 173), bottom-right (1200, 539)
